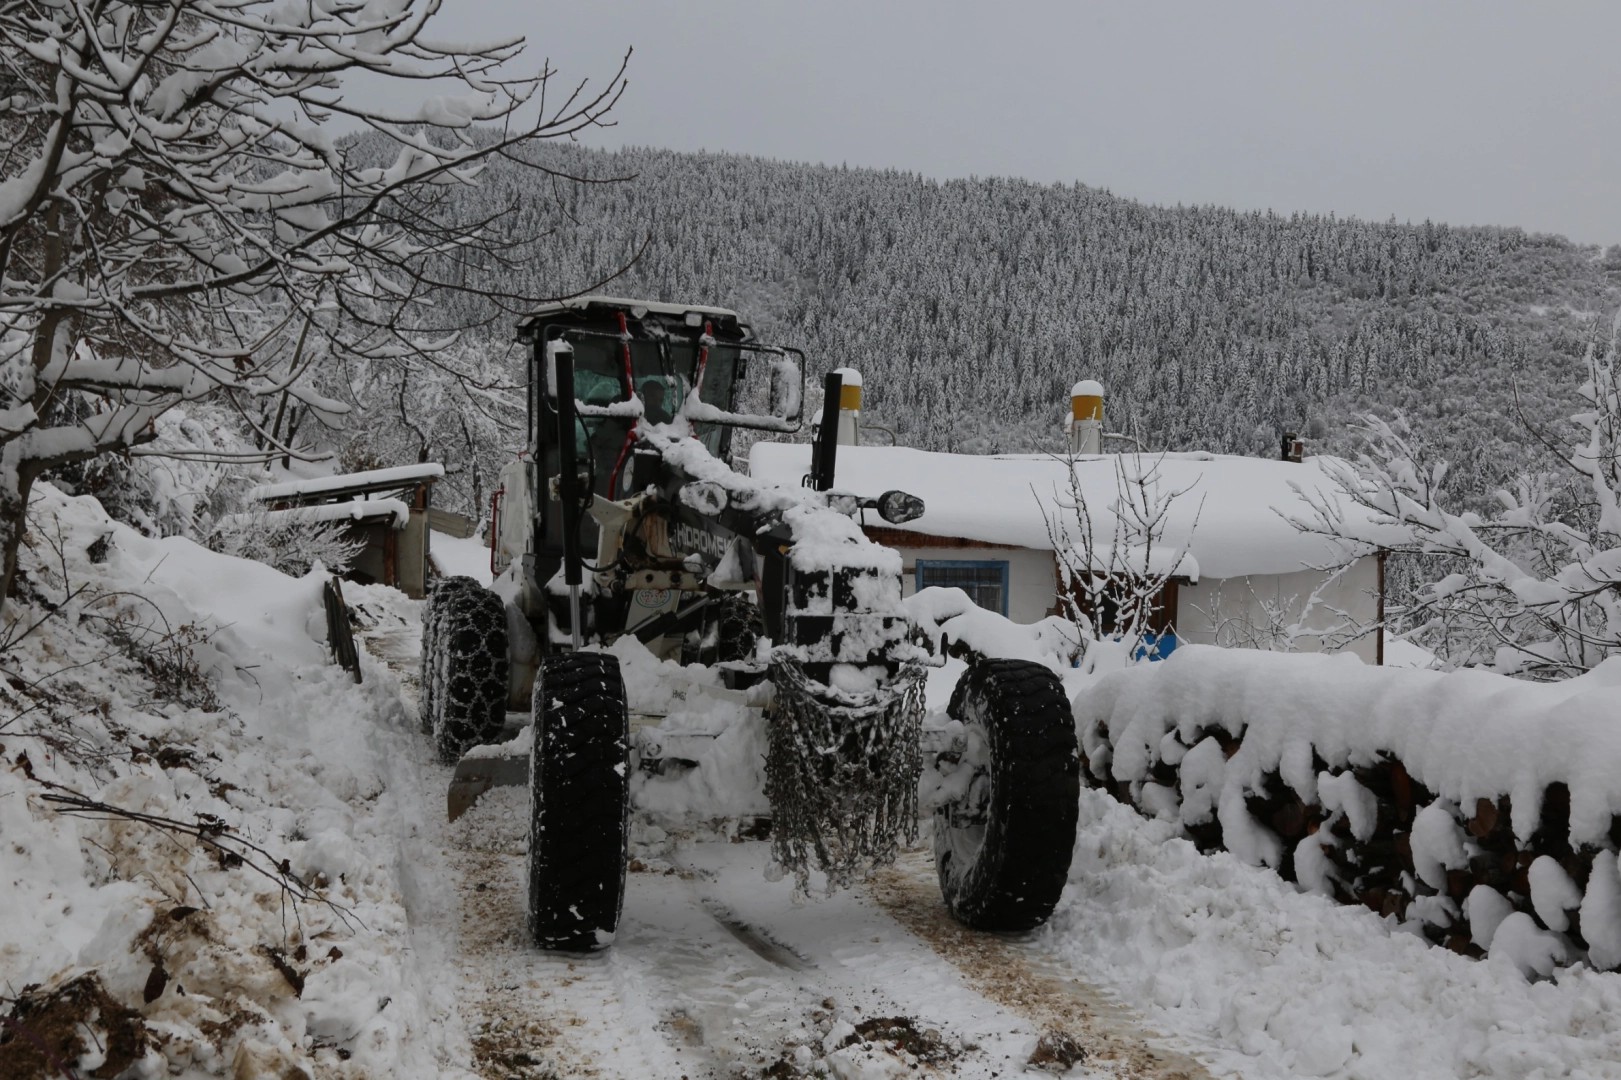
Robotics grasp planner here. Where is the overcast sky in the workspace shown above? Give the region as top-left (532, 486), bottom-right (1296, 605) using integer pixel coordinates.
top-left (448, 1), bottom-right (1619, 245)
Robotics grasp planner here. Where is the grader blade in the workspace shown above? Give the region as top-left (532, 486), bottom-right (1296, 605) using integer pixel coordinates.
top-left (447, 749), bottom-right (530, 822)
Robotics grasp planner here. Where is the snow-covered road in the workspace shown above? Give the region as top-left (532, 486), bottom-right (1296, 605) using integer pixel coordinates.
top-left (361, 606), bottom-right (1207, 1079)
top-left (410, 784), bottom-right (1208, 1079)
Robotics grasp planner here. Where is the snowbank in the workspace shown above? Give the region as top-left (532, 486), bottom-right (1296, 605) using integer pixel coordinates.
top-left (0, 484), bottom-right (460, 1078)
top-left (1051, 788), bottom-right (1621, 1080)
top-left (1073, 643), bottom-right (1621, 975)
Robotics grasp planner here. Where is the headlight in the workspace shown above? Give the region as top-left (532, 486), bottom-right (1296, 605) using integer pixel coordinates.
top-left (876, 490), bottom-right (924, 524)
top-left (825, 492), bottom-right (862, 516)
top-left (680, 481), bottom-right (728, 515)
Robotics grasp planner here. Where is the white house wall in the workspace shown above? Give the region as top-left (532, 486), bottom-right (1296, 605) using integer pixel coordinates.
top-left (1176, 557), bottom-right (1382, 664)
top-left (892, 545), bottom-right (1060, 624)
top-left (879, 535), bottom-right (1382, 664)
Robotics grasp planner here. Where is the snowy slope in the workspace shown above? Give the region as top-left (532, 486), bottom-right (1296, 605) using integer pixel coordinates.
top-left (0, 484), bottom-right (467, 1078)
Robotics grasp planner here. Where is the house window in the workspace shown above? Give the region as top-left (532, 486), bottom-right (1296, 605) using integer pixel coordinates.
top-left (917, 559), bottom-right (1010, 617)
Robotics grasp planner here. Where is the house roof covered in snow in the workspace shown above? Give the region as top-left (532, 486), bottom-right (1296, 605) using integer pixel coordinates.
top-left (748, 442), bottom-right (1389, 580)
top-left (248, 463), bottom-right (444, 505)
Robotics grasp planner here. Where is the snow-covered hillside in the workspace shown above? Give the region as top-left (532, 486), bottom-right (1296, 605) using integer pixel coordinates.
top-left (0, 485), bottom-right (459, 1077)
top-left (7, 485), bottom-right (1621, 1079)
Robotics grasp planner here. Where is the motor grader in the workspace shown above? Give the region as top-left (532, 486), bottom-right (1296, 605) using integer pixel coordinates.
top-left (419, 296), bottom-right (1079, 951)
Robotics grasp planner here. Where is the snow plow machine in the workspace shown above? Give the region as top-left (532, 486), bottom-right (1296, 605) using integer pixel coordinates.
top-left (420, 296), bottom-right (1079, 950)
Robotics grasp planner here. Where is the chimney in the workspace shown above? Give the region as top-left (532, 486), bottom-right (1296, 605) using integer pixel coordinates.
top-left (1069, 380), bottom-right (1103, 455)
top-left (833, 366), bottom-right (862, 446)
top-left (1281, 431), bottom-right (1304, 463)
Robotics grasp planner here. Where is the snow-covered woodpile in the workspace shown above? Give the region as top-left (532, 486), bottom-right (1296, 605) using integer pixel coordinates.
top-left (1074, 644), bottom-right (1621, 977)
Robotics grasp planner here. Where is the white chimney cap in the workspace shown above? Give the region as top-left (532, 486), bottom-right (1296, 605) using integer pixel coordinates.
top-left (1071, 379), bottom-right (1103, 397)
top-left (833, 366), bottom-right (863, 387)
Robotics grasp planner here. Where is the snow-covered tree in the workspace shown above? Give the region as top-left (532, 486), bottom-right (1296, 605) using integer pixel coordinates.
top-left (1298, 314), bottom-right (1621, 678)
top-left (1041, 452), bottom-right (1200, 662)
top-left (0, 0), bottom-right (628, 609)
top-left (329, 332), bottom-right (525, 517)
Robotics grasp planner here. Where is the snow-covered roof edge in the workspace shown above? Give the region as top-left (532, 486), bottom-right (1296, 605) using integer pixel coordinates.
top-left (249, 463), bottom-right (444, 503)
top-left (225, 497), bottom-right (412, 530)
top-left (518, 296), bottom-right (740, 324)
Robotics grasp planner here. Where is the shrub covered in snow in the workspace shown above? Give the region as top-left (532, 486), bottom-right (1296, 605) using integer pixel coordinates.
top-left (205, 508), bottom-right (365, 579)
top-left (1302, 314), bottom-right (1621, 679)
top-left (43, 407), bottom-right (254, 540)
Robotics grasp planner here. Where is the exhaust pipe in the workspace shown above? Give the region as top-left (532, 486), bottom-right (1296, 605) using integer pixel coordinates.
top-left (1070, 380), bottom-right (1103, 455)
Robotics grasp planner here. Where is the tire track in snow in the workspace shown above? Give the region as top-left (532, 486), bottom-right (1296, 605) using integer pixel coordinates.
top-left (449, 832), bottom-right (679, 1080)
top-left (665, 842), bottom-right (1121, 1078)
top-left (615, 865), bottom-right (825, 1076)
top-left (869, 848), bottom-right (1214, 1080)
top-left (363, 619), bottom-right (682, 1079)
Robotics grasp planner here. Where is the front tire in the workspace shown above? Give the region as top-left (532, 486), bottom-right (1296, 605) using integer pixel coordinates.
top-left (527, 652), bottom-right (630, 951)
top-left (934, 658), bottom-right (1079, 931)
top-left (421, 576), bottom-right (508, 762)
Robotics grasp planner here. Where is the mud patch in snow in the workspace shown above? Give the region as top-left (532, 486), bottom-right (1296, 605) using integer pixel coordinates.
top-left (0, 973), bottom-right (151, 1079)
top-left (839, 1015), bottom-right (962, 1066)
top-left (868, 850), bottom-right (1211, 1080)
top-left (755, 1006), bottom-right (969, 1078)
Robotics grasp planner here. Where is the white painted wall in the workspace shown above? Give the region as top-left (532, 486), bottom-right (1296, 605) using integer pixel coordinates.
top-left (880, 533), bottom-right (1382, 664)
top-left (1176, 557), bottom-right (1382, 664)
top-left (892, 545), bottom-right (1059, 623)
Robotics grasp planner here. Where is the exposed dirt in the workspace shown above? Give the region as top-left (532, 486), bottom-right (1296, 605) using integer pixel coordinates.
top-left (452, 845), bottom-right (580, 1080)
top-left (752, 1005), bottom-right (969, 1079)
top-left (869, 850), bottom-right (1212, 1080)
top-left (841, 1015), bottom-right (961, 1066)
top-left (1028, 1030), bottom-right (1090, 1074)
top-left (0, 973), bottom-right (152, 1080)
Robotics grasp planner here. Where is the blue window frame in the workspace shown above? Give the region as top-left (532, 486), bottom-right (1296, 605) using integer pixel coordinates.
top-left (916, 559), bottom-right (1010, 617)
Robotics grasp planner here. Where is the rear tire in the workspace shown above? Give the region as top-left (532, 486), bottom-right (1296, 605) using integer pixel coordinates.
top-left (934, 658), bottom-right (1079, 931)
top-left (421, 576), bottom-right (508, 762)
top-left (527, 652), bottom-right (630, 951)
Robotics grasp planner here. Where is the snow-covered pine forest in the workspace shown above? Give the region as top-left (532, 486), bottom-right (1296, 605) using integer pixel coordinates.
top-left (414, 141), bottom-right (1620, 505)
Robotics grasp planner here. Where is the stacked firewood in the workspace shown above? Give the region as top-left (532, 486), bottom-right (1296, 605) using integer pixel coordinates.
top-left (1079, 723), bottom-right (1614, 969)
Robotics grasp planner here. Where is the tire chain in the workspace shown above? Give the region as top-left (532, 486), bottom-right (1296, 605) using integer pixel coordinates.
top-left (680, 592), bottom-right (764, 667)
top-left (421, 576), bottom-right (509, 763)
top-left (765, 655), bottom-right (926, 894)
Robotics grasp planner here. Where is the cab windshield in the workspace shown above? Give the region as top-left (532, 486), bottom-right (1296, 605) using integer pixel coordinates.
top-left (562, 333), bottom-right (741, 496)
